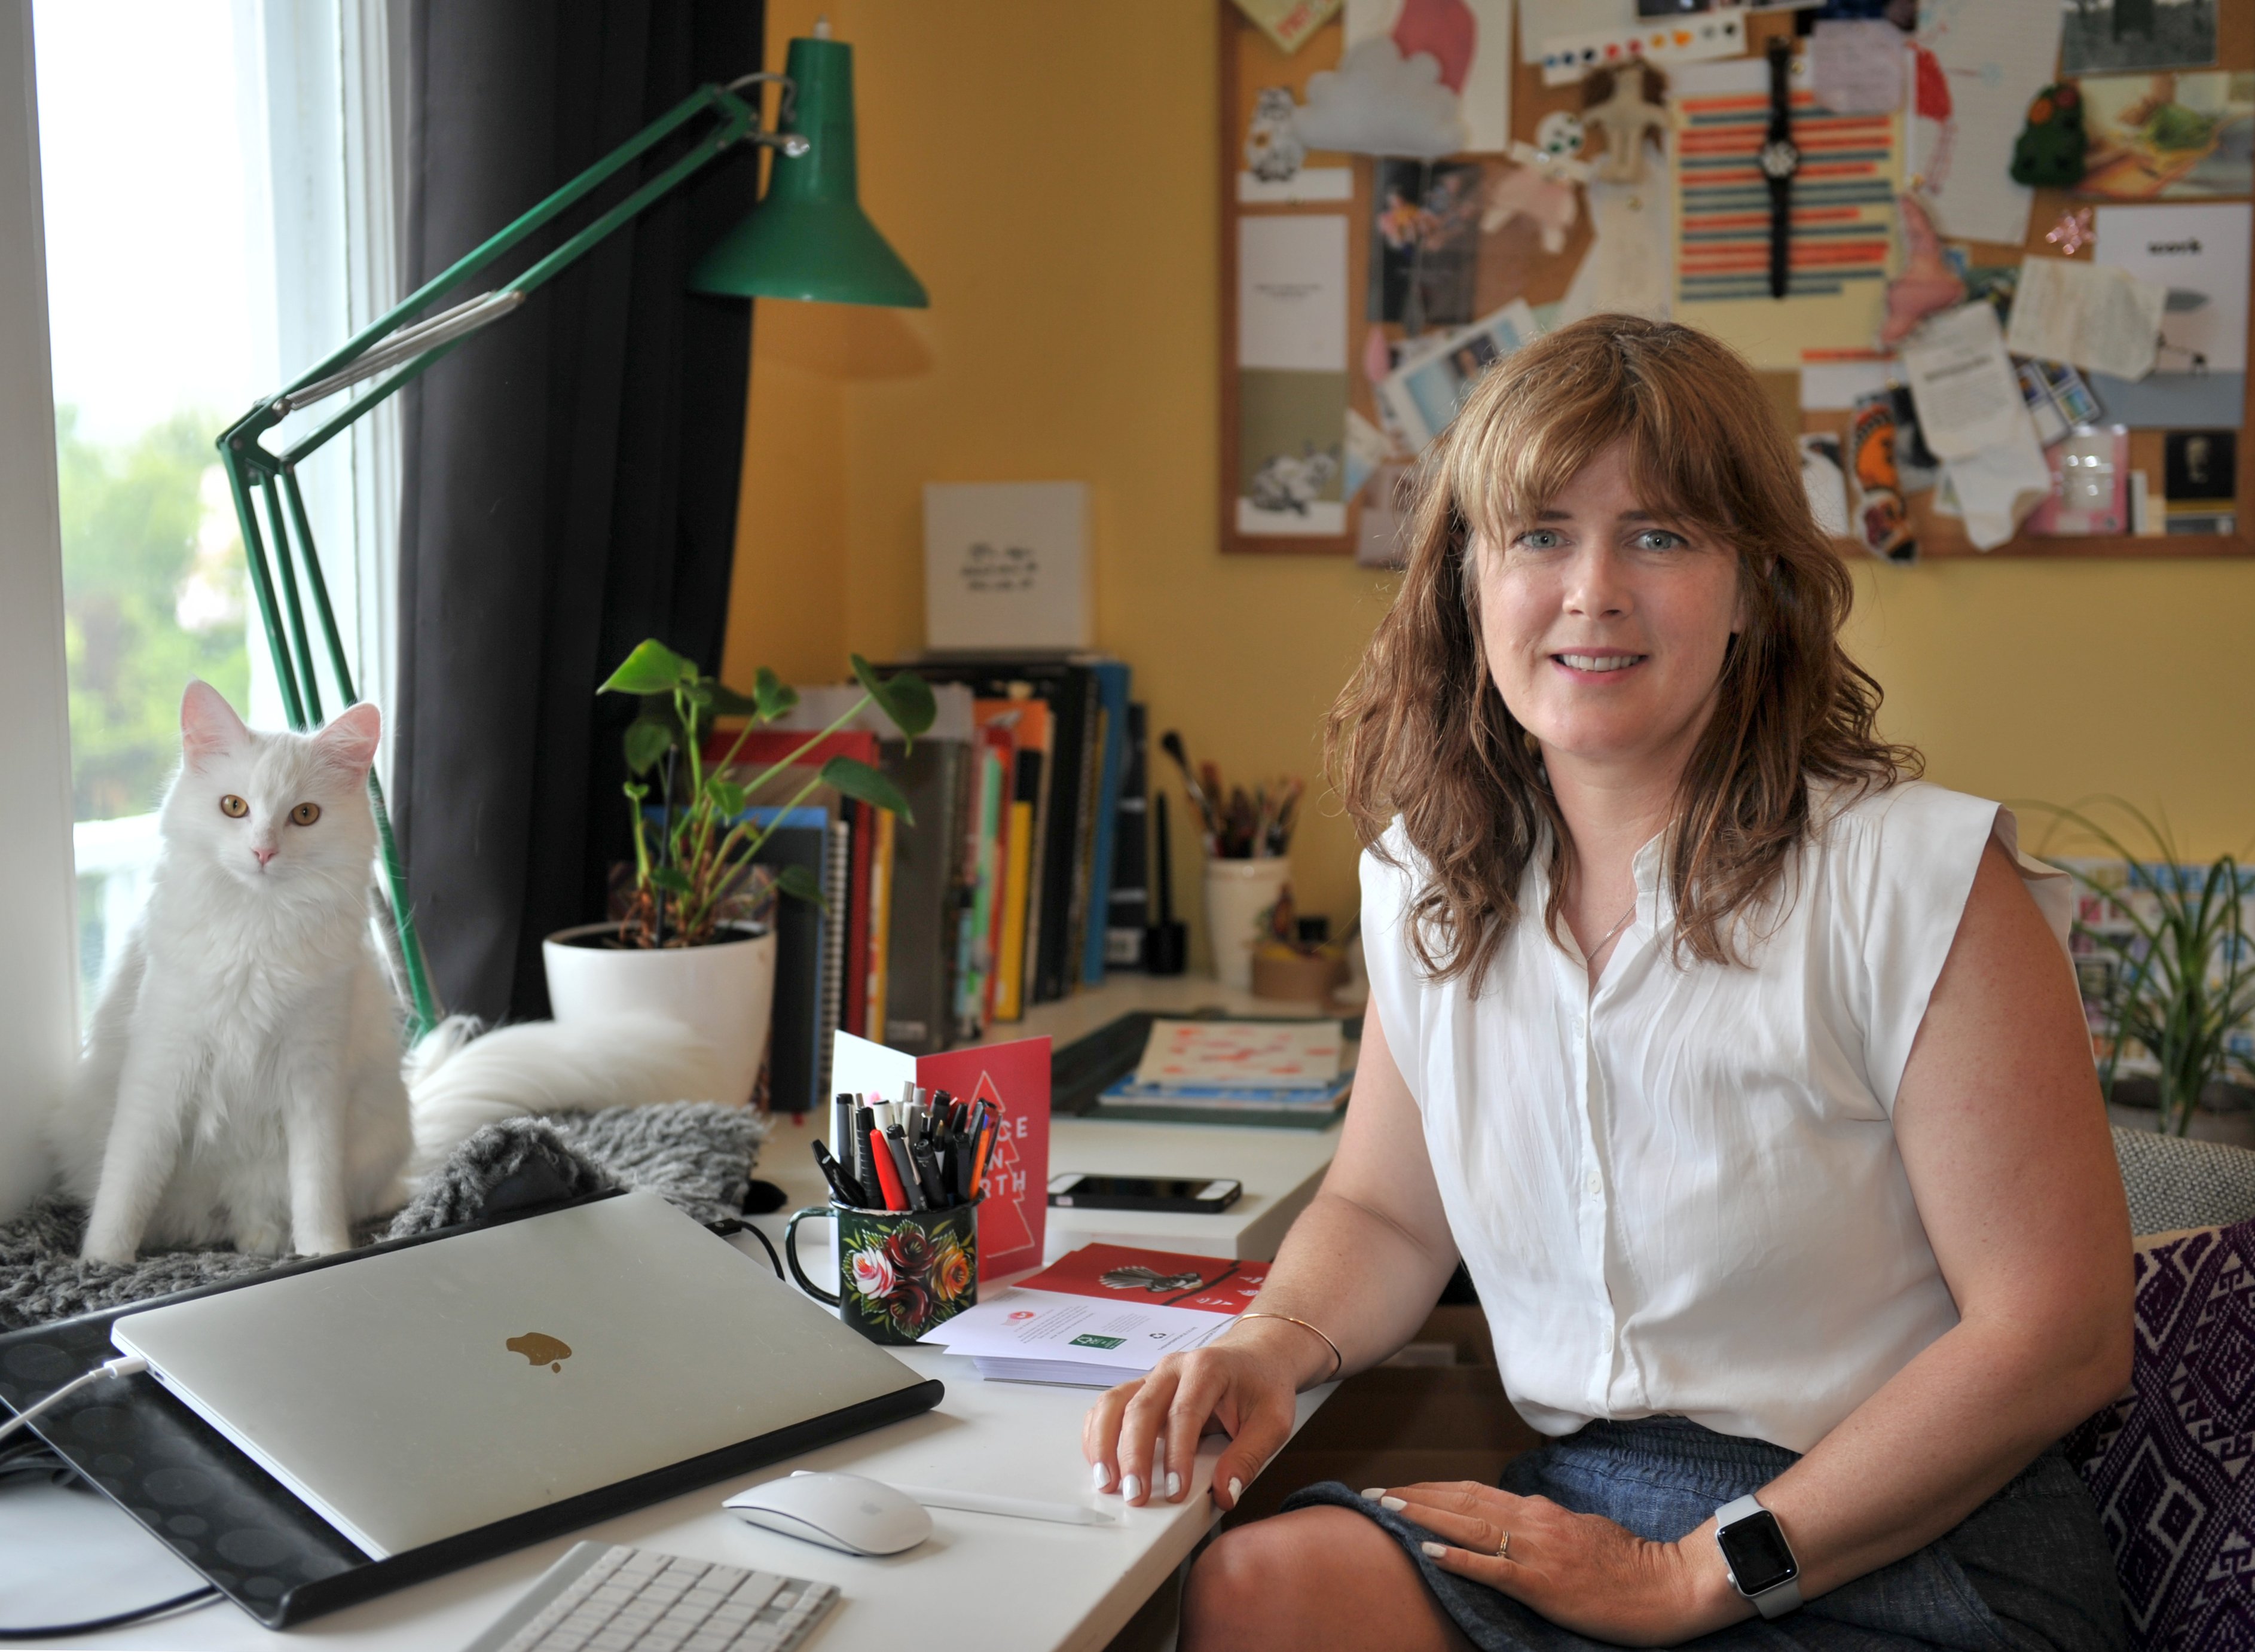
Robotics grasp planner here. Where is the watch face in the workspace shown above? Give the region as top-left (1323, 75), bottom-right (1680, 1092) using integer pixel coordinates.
top-left (1718, 1509), bottom-right (1798, 1595)
top-left (1759, 139), bottom-right (1801, 181)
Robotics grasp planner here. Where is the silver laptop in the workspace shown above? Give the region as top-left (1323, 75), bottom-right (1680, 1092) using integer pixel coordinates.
top-left (109, 1191), bottom-right (934, 1560)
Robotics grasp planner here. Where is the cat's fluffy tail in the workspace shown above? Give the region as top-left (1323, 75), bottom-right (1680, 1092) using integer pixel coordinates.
top-left (404, 1012), bottom-right (725, 1179)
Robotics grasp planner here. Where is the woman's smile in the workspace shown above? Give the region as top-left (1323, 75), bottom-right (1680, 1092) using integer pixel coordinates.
top-left (1549, 649), bottom-right (1648, 679)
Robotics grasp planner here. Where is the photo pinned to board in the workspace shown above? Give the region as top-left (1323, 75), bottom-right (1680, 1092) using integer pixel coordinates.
top-left (1371, 158), bottom-right (1486, 328)
top-left (1375, 300), bottom-right (1543, 448)
top-left (2076, 71), bottom-right (2255, 201)
top-left (2060, 0), bottom-right (2220, 78)
top-left (1239, 370), bottom-right (1350, 535)
top-left (1240, 85), bottom-right (1355, 204)
top-left (2162, 428), bottom-right (2238, 535)
top-left (2087, 201), bottom-right (2251, 430)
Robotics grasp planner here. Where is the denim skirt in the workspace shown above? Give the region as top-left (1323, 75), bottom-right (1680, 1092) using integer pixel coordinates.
top-left (1279, 1416), bottom-right (2126, 1651)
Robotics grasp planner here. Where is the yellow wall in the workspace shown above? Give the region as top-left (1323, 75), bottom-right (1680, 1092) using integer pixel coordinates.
top-left (727, 0), bottom-right (2255, 970)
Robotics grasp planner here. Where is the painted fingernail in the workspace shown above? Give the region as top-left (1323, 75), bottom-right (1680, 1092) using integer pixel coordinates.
top-left (1167, 1471), bottom-right (1183, 1500)
top-left (1093, 1462), bottom-right (1113, 1492)
top-left (1380, 1495), bottom-right (1407, 1511)
top-left (1421, 1541), bottom-right (1447, 1558)
top-left (1228, 1477), bottom-right (1245, 1503)
top-left (1122, 1475), bottom-right (1144, 1503)
top-left (1359, 1487), bottom-right (1387, 1500)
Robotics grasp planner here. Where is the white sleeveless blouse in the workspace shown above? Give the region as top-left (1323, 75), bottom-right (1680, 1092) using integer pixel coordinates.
top-left (1361, 781), bottom-right (2074, 1453)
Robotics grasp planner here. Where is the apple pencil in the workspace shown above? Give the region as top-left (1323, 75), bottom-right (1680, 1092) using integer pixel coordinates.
top-left (888, 1483), bottom-right (1117, 1527)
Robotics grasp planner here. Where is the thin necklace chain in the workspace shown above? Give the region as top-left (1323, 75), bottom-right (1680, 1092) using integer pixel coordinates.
top-left (1584, 894), bottom-right (1639, 960)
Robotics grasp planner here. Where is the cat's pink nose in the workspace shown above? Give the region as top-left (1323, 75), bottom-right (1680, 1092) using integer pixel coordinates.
top-left (252, 845), bottom-right (277, 868)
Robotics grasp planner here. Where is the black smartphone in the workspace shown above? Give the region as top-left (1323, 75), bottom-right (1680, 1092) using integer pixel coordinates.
top-left (1047, 1172), bottom-right (1243, 1214)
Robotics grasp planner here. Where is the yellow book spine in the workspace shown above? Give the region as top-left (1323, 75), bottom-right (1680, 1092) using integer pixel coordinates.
top-left (995, 799), bottom-right (1035, 1021)
top-left (867, 809), bottom-right (896, 1040)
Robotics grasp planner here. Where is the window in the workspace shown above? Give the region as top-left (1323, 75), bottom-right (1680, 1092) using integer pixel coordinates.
top-left (35, 0), bottom-right (400, 1015)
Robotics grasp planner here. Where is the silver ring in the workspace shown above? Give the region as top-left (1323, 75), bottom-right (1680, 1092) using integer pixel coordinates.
top-left (1496, 1531), bottom-right (1511, 1560)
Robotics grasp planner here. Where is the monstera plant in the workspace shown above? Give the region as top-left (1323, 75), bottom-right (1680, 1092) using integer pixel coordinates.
top-left (598, 641), bottom-right (934, 949)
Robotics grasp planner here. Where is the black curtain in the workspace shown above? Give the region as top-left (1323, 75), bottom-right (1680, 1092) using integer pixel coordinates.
top-left (395, 0), bottom-right (763, 1022)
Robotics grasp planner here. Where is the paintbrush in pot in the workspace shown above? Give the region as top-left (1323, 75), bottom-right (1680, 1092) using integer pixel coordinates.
top-left (1160, 730), bottom-right (1221, 847)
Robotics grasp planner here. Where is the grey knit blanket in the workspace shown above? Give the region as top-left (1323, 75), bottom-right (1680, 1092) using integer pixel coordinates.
top-left (0, 1102), bottom-right (766, 1332)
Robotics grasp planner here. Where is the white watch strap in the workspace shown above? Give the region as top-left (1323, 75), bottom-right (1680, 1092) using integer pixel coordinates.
top-left (1715, 1495), bottom-right (1802, 1619)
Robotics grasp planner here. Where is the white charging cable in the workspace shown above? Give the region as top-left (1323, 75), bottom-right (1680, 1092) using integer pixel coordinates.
top-left (0, 1355), bottom-right (148, 1447)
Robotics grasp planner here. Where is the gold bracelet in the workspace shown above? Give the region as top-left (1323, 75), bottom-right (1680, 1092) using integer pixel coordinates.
top-left (1238, 1312), bottom-right (1345, 1382)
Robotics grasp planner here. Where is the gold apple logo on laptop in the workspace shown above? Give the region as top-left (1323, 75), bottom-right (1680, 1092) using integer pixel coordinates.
top-left (506, 1332), bottom-right (573, 1373)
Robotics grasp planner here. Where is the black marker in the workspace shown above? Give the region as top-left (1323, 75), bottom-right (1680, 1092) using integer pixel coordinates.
top-left (908, 1132), bottom-right (948, 1208)
top-left (811, 1140), bottom-right (866, 1208)
top-left (855, 1106), bottom-right (881, 1205)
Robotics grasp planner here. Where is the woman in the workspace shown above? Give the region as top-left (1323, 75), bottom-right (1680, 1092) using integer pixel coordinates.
top-left (1083, 316), bottom-right (2132, 1650)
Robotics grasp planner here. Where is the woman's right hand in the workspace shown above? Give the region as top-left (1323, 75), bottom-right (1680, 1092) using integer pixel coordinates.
top-left (1081, 1317), bottom-right (1325, 1512)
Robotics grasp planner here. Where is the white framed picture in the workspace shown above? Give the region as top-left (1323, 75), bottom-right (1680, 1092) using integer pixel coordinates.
top-left (922, 481), bottom-right (1091, 652)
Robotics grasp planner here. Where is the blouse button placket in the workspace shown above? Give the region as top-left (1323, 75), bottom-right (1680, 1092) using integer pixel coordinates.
top-left (1563, 948), bottom-right (1618, 1391)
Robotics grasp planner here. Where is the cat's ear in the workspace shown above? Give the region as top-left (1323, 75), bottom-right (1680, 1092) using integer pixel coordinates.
top-left (313, 701), bottom-right (381, 780)
top-left (181, 680), bottom-right (250, 768)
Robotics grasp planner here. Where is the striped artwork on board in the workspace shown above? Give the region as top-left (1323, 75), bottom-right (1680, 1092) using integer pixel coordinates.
top-left (1675, 90), bottom-right (1896, 307)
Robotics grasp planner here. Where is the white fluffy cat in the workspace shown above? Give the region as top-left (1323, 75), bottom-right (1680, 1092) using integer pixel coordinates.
top-left (53, 682), bottom-right (722, 1265)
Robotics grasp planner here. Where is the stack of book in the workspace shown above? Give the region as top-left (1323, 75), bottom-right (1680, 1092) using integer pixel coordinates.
top-left (710, 658), bottom-right (1151, 1087)
top-left (876, 655), bottom-right (1145, 1042)
top-left (1093, 1018), bottom-right (1356, 1129)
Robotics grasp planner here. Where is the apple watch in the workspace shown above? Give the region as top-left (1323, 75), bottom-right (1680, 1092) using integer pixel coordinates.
top-left (1714, 1494), bottom-right (1801, 1619)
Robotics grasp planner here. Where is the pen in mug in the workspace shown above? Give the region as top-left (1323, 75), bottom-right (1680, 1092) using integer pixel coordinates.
top-left (885, 1130), bottom-right (926, 1211)
top-left (866, 1127), bottom-right (909, 1210)
top-left (854, 1106), bottom-right (881, 1205)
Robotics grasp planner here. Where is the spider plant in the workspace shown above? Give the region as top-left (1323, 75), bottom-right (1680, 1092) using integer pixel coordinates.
top-left (2030, 799), bottom-right (2255, 1137)
top-left (597, 641), bottom-right (934, 949)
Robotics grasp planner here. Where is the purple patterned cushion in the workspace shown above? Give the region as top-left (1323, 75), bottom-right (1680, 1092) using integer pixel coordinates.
top-left (2068, 1218), bottom-right (2255, 1651)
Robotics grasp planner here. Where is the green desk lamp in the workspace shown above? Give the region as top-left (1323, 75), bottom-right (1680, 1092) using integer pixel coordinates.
top-left (218, 27), bottom-right (925, 1039)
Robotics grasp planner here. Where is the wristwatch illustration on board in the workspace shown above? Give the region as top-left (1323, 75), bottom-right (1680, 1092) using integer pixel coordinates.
top-left (1715, 1494), bottom-right (1802, 1619)
top-left (1758, 35), bottom-right (1799, 301)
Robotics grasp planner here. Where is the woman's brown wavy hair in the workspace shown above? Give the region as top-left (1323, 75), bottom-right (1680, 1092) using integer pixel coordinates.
top-left (1327, 314), bottom-right (1918, 989)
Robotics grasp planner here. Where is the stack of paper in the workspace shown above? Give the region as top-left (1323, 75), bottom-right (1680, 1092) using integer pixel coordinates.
top-left (921, 1243), bottom-right (1270, 1387)
top-left (1093, 1018), bottom-right (1356, 1125)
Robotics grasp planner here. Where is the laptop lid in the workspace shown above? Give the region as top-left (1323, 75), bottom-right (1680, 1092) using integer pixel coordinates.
top-left (110, 1192), bottom-right (929, 1559)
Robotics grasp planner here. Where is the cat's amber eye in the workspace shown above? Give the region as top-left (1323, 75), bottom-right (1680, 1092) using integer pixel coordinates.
top-left (219, 795), bottom-right (249, 819)
top-left (289, 802), bottom-right (322, 827)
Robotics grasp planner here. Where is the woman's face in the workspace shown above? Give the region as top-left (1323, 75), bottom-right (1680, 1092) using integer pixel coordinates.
top-left (1472, 440), bottom-right (1746, 783)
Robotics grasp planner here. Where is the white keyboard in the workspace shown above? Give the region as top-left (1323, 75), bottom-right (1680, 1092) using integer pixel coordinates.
top-left (464, 1542), bottom-right (841, 1652)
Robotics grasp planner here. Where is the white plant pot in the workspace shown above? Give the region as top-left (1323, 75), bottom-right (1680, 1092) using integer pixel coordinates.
top-left (542, 922), bottom-right (778, 1109)
top-left (1203, 857), bottom-right (1292, 990)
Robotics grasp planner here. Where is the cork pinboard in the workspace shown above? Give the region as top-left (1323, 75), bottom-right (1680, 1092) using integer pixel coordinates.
top-left (1217, 1), bottom-right (2255, 560)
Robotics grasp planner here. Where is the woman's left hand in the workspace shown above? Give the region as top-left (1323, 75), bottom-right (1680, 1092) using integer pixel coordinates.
top-left (1368, 1480), bottom-right (1744, 1648)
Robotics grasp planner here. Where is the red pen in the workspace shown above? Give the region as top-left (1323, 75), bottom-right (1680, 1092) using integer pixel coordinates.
top-left (969, 1119), bottom-right (997, 1198)
top-left (867, 1126), bottom-right (909, 1211)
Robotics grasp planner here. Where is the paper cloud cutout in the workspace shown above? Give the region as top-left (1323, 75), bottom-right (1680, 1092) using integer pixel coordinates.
top-left (1295, 37), bottom-right (1467, 160)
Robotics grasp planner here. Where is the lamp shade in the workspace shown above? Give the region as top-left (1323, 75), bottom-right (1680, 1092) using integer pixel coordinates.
top-left (690, 35), bottom-right (928, 307)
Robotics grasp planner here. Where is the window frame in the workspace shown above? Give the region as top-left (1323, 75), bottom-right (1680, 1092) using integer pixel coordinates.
top-left (0, 0), bottom-right (79, 1219)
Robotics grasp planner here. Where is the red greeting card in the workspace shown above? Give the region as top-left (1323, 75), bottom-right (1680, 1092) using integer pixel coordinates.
top-left (1019, 1243), bottom-right (1270, 1316)
top-left (916, 1036), bottom-right (1050, 1284)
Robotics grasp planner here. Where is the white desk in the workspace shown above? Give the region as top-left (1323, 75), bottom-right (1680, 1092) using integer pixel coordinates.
top-left (30, 979), bottom-right (1349, 1652)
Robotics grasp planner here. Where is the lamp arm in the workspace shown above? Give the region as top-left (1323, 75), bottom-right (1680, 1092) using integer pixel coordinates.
top-left (276, 80), bottom-right (763, 411)
top-left (215, 71), bottom-right (786, 1043)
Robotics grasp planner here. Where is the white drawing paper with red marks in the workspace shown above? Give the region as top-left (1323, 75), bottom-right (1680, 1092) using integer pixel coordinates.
top-left (1132, 1019), bottom-right (1345, 1091)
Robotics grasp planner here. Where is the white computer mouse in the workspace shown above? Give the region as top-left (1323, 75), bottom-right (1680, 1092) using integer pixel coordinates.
top-left (722, 1471), bottom-right (932, 1556)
